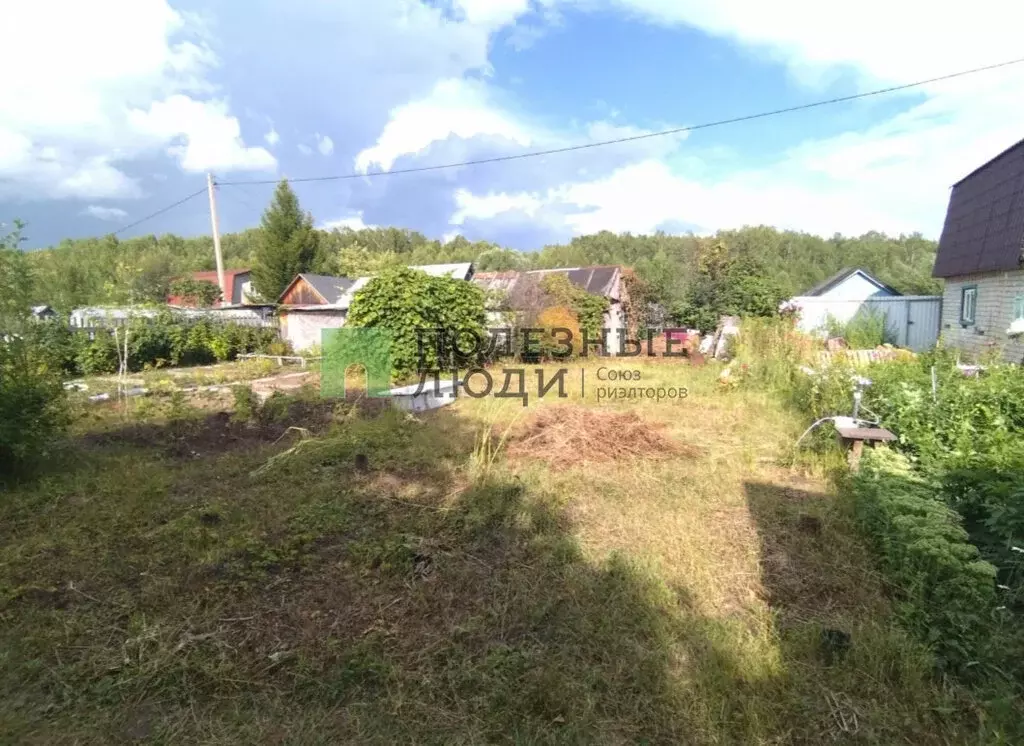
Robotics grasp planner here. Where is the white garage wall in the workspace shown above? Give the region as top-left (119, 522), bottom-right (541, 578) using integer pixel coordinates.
top-left (281, 311), bottom-right (347, 351)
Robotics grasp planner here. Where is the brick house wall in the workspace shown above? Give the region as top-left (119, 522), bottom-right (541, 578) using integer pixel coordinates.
top-left (940, 269), bottom-right (1024, 362)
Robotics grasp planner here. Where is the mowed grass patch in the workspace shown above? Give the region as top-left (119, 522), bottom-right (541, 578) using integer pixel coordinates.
top-left (0, 361), bottom-right (984, 743)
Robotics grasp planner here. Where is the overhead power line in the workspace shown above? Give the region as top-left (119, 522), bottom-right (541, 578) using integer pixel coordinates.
top-left (219, 55), bottom-right (1024, 187)
top-left (111, 55), bottom-right (1024, 235)
top-left (112, 187), bottom-right (207, 236)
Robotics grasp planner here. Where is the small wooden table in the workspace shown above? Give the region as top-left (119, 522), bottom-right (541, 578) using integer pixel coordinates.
top-left (835, 426), bottom-right (896, 469)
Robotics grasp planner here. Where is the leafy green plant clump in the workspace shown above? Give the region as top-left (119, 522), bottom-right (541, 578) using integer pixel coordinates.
top-left (673, 245), bottom-right (787, 333)
top-left (347, 267), bottom-right (487, 379)
top-left (823, 309), bottom-right (892, 348)
top-left (850, 448), bottom-right (997, 671)
top-left (24, 313), bottom-right (280, 377)
top-left (538, 273), bottom-right (609, 339)
top-left (0, 221), bottom-right (69, 476)
top-left (0, 340), bottom-right (68, 476)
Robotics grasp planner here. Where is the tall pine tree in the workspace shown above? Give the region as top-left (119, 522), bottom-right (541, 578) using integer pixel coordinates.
top-left (251, 180), bottom-right (318, 301)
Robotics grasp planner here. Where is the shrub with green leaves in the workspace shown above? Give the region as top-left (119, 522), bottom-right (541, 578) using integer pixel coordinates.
top-left (24, 320), bottom-right (79, 376)
top-left (49, 314), bottom-right (280, 377)
top-left (346, 267), bottom-right (487, 379)
top-left (823, 309), bottom-right (892, 348)
top-left (851, 448), bottom-right (998, 670)
top-left (865, 356), bottom-right (1024, 470)
top-left (538, 274), bottom-right (609, 339)
top-left (673, 254), bottom-right (787, 333)
top-left (0, 338), bottom-right (68, 476)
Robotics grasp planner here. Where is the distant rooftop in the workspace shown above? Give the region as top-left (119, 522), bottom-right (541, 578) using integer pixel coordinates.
top-left (473, 266), bottom-right (622, 299)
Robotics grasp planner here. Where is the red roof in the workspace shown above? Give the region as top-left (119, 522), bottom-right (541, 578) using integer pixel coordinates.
top-left (167, 268), bottom-right (251, 307)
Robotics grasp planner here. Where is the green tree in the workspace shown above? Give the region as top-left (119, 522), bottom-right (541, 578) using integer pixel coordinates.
top-left (251, 180), bottom-right (318, 301)
top-left (0, 220), bottom-right (31, 328)
top-left (23, 219), bottom-right (941, 317)
top-left (674, 244), bottom-right (787, 332)
top-left (169, 277), bottom-right (222, 307)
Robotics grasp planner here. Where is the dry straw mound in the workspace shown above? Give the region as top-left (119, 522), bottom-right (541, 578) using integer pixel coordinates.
top-left (506, 406), bottom-right (696, 467)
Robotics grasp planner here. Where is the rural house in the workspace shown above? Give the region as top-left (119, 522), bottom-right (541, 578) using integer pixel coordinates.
top-left (472, 266), bottom-right (628, 355)
top-left (789, 268), bottom-right (941, 351)
top-left (278, 264), bottom-right (474, 351)
top-left (933, 138), bottom-right (1024, 362)
top-left (167, 268), bottom-right (257, 308)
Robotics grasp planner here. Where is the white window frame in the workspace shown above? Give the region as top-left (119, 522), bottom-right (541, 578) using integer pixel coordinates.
top-left (960, 285), bottom-right (977, 326)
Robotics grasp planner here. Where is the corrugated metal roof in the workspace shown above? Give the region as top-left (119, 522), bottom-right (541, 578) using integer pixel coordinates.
top-left (934, 139), bottom-right (1024, 278)
top-left (299, 274), bottom-right (354, 304)
top-left (472, 266), bottom-right (622, 303)
top-left (410, 262), bottom-right (474, 279)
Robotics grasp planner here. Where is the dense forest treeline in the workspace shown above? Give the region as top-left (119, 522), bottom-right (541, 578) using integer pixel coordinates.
top-left (22, 219), bottom-right (941, 313)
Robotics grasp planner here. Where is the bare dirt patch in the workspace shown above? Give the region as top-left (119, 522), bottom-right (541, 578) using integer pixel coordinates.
top-left (506, 406), bottom-right (698, 467)
top-left (79, 400), bottom-right (339, 459)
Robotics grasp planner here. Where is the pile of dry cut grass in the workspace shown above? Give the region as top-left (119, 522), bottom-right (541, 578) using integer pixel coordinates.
top-left (506, 405), bottom-right (694, 467)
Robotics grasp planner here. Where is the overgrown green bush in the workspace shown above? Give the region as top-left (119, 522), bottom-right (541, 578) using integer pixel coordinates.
top-left (76, 331), bottom-right (120, 376)
top-left (347, 267), bottom-right (487, 379)
top-left (673, 250), bottom-right (787, 333)
top-left (733, 317), bottom-right (814, 395)
top-left (538, 274), bottom-right (608, 339)
top-left (851, 448), bottom-right (998, 670)
top-left (23, 321), bottom-right (79, 376)
top-left (940, 447), bottom-right (1024, 594)
top-left (0, 339), bottom-right (68, 476)
top-left (232, 385), bottom-right (259, 422)
top-left (50, 314), bottom-right (279, 377)
top-left (865, 355), bottom-right (1024, 470)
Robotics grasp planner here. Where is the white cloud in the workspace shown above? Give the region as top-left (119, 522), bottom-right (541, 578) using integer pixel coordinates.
top-left (316, 133), bottom-right (335, 156)
top-left (82, 205), bottom-right (129, 221)
top-left (298, 144), bottom-right (314, 156)
top-left (450, 75), bottom-right (1024, 240)
top-left (354, 78), bottom-right (534, 173)
top-left (264, 127), bottom-right (280, 146)
top-left (129, 95), bottom-right (276, 172)
top-left (452, 0), bottom-right (532, 28)
top-left (579, 1), bottom-right (1024, 86)
top-left (0, 0), bottom-right (274, 201)
top-left (443, 1), bottom-right (1024, 240)
top-left (452, 188), bottom-right (543, 224)
top-left (320, 211), bottom-right (375, 231)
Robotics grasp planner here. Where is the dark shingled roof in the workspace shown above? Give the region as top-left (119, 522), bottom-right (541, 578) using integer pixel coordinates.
top-left (933, 138), bottom-right (1024, 278)
top-left (801, 268), bottom-right (900, 297)
top-left (300, 274), bottom-right (354, 304)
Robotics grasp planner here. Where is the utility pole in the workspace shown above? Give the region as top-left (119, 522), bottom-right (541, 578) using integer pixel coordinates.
top-left (206, 172), bottom-right (227, 306)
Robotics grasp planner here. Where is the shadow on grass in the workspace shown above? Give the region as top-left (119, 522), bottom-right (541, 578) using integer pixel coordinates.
top-left (743, 480), bottom-right (976, 744)
top-left (0, 405), bottom-right (970, 744)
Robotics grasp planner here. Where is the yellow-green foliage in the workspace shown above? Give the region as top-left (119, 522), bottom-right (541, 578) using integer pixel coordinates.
top-left (733, 317), bottom-right (815, 395)
top-left (539, 274), bottom-right (608, 337)
top-left (536, 305), bottom-right (581, 358)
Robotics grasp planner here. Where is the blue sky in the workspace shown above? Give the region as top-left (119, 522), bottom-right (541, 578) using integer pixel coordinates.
top-left (3, 0), bottom-right (1023, 249)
